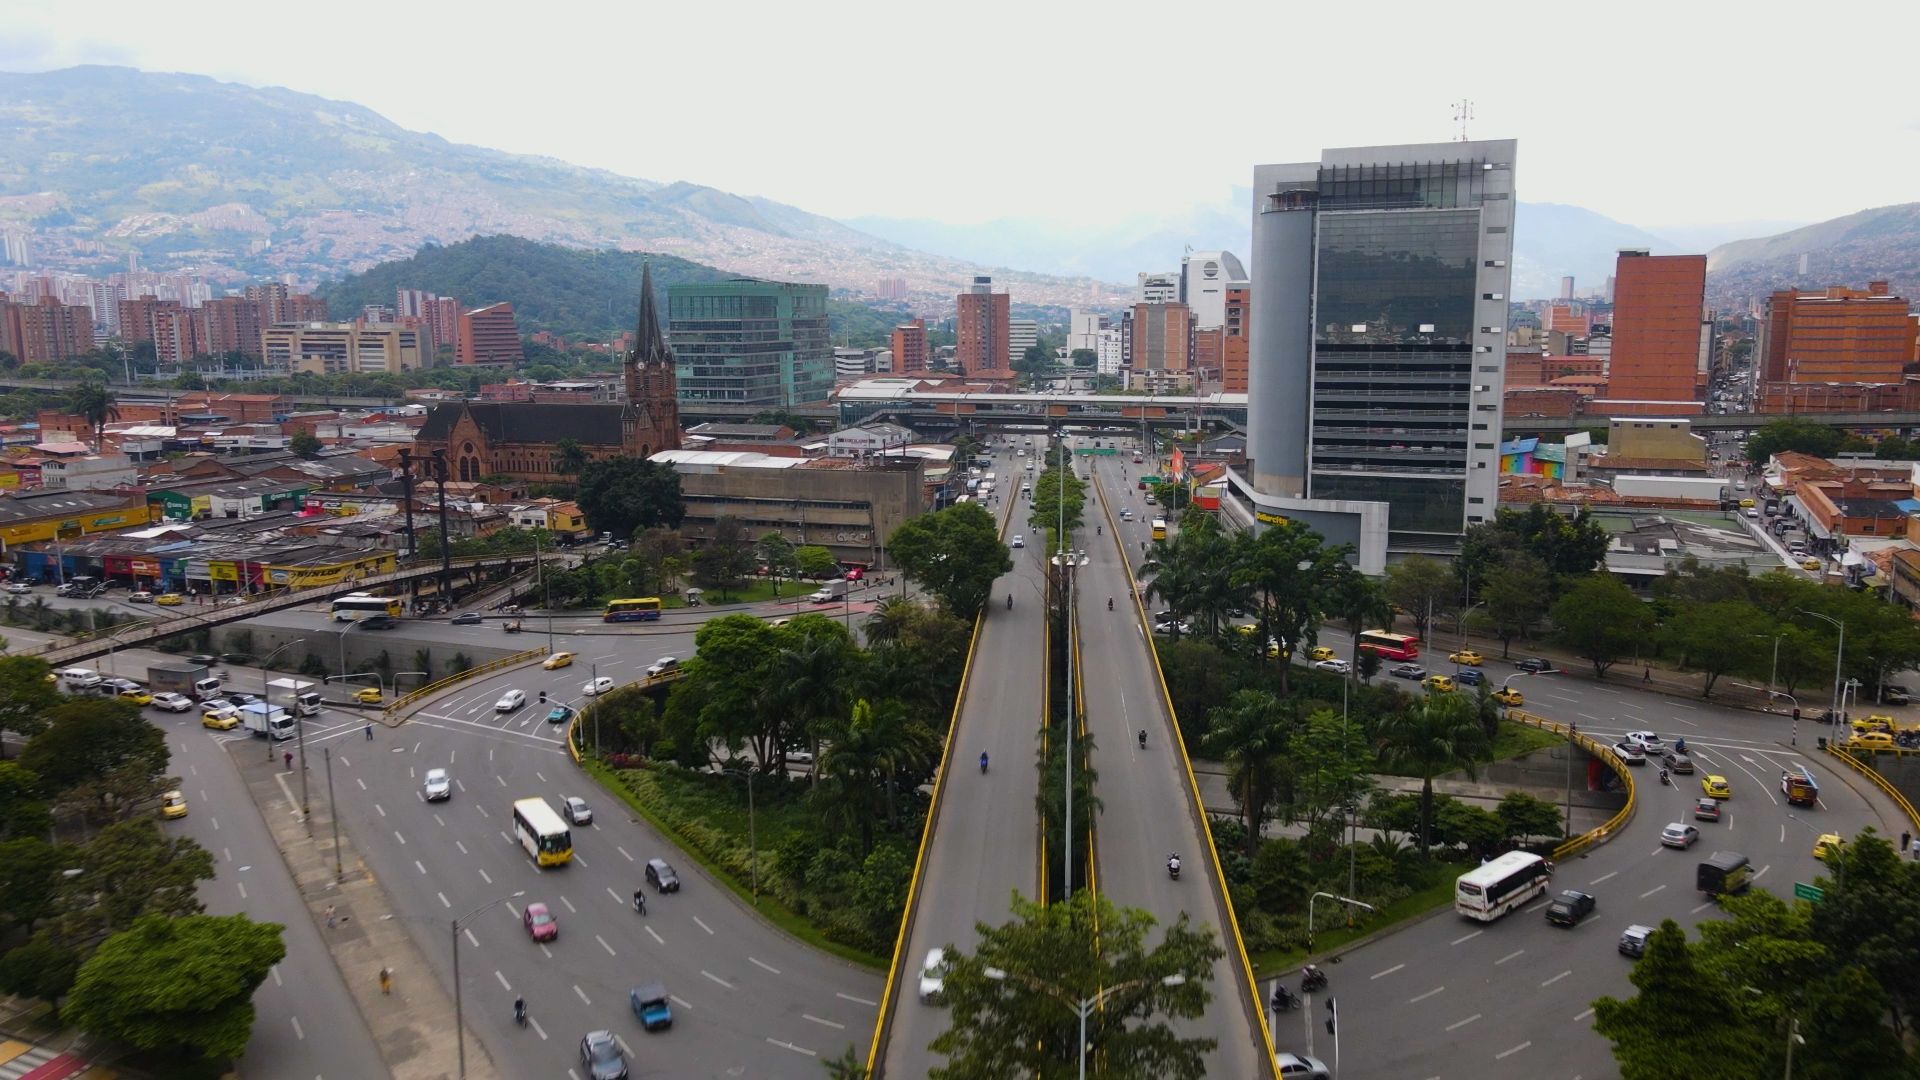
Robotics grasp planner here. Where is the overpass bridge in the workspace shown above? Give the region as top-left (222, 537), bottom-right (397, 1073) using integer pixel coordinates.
top-left (1507, 409), bottom-right (1920, 434)
top-left (31, 553), bottom-right (559, 669)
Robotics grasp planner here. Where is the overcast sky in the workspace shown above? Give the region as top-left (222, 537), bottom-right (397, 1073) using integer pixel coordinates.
top-left (4, 0), bottom-right (1915, 233)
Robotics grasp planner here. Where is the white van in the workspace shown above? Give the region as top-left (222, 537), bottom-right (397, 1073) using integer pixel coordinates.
top-left (59, 667), bottom-right (102, 689)
top-left (192, 676), bottom-right (225, 700)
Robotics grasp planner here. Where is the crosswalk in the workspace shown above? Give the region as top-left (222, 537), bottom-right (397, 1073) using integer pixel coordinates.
top-left (0, 1039), bottom-right (111, 1080)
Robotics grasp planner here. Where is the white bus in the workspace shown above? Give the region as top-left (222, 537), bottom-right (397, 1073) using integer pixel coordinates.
top-left (1454, 851), bottom-right (1552, 922)
top-left (331, 593), bottom-right (403, 622)
top-left (511, 797), bottom-right (574, 867)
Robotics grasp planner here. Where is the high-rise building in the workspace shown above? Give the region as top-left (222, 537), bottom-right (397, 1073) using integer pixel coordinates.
top-left (1179, 251), bottom-right (1249, 329)
top-left (430, 296), bottom-right (462, 357)
top-left (1122, 302), bottom-right (1191, 374)
top-left (245, 283), bottom-right (291, 323)
top-left (395, 288), bottom-right (434, 317)
top-left (1137, 272), bottom-right (1179, 304)
top-left (457, 302), bottom-right (525, 365)
top-left (891, 319), bottom-right (929, 374)
top-left (200, 295), bottom-right (267, 358)
top-left (1756, 281), bottom-right (1918, 411)
top-left (265, 321), bottom-right (426, 374)
top-left (668, 278), bottom-right (834, 405)
top-left (1008, 318), bottom-right (1039, 367)
top-left (1560, 276), bottom-right (1575, 300)
top-left (1239, 139), bottom-right (1517, 568)
top-left (1096, 325), bottom-right (1124, 375)
top-left (152, 303), bottom-right (199, 365)
top-left (1605, 250), bottom-right (1707, 402)
top-left (0, 296), bottom-right (90, 364)
top-left (955, 276), bottom-right (1011, 376)
top-left (1544, 302), bottom-right (1589, 335)
top-left (1222, 285), bottom-right (1250, 394)
top-left (1067, 310), bottom-right (1104, 356)
top-left (875, 277), bottom-right (909, 301)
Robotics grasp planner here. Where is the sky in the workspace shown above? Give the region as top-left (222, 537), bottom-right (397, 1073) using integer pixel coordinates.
top-left (3, 0), bottom-right (1917, 234)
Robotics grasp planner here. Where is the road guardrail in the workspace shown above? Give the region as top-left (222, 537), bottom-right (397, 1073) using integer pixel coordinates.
top-left (1506, 710), bottom-right (1639, 861)
top-left (384, 645), bottom-right (549, 722)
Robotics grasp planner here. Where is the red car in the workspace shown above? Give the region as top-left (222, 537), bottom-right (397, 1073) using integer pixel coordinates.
top-left (523, 902), bottom-right (558, 943)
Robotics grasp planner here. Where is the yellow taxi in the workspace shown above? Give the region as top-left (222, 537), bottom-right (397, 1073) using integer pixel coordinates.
top-left (1848, 730), bottom-right (1896, 750)
top-left (353, 686), bottom-right (384, 704)
top-left (1422, 674), bottom-right (1456, 693)
top-left (1447, 650), bottom-right (1484, 667)
top-left (160, 790), bottom-right (188, 819)
top-left (542, 651), bottom-right (575, 670)
top-left (1492, 687), bottom-right (1524, 707)
top-left (202, 710), bottom-right (240, 730)
top-left (1738, 498), bottom-right (1757, 508)
top-left (1309, 646), bottom-right (1337, 662)
top-left (1701, 774), bottom-right (1733, 799)
top-left (1852, 715), bottom-right (1897, 736)
top-left (155, 592), bottom-right (183, 606)
top-left (1813, 833), bottom-right (1846, 862)
top-left (117, 687), bottom-right (153, 706)
top-left (1802, 558), bottom-right (1822, 572)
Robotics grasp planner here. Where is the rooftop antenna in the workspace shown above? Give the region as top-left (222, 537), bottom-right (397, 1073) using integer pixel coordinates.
top-left (1451, 99), bottom-right (1474, 142)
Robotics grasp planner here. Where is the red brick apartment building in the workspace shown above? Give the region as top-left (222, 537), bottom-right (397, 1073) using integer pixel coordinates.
top-left (456, 302), bottom-right (526, 365)
top-left (1757, 281), bottom-right (1917, 412)
top-left (1607, 251), bottom-right (1708, 401)
top-left (891, 319), bottom-right (929, 374)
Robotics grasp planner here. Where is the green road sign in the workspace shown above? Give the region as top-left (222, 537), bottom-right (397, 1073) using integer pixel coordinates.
top-left (1793, 881), bottom-right (1825, 903)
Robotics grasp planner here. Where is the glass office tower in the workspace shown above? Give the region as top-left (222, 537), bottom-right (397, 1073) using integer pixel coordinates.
top-left (667, 279), bottom-right (833, 406)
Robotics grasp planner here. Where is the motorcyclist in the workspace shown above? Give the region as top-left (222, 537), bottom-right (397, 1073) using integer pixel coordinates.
top-left (1675, 737), bottom-right (1688, 754)
top-left (633, 889), bottom-right (646, 914)
top-left (1659, 767), bottom-right (1671, 785)
top-left (1097, 525), bottom-right (1103, 535)
top-left (514, 996), bottom-right (527, 1025)
top-left (980, 751), bottom-right (989, 773)
top-left (1167, 853), bottom-right (1181, 876)
top-left (1108, 596), bottom-right (1114, 611)
top-left (1007, 594), bottom-right (1013, 610)
top-left (1138, 729), bottom-right (1147, 748)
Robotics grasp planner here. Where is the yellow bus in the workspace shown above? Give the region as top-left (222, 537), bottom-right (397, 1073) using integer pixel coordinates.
top-left (603, 597), bottom-right (663, 623)
top-left (1150, 518), bottom-right (1168, 541)
top-left (331, 594), bottom-right (403, 622)
top-left (511, 797), bottom-right (573, 867)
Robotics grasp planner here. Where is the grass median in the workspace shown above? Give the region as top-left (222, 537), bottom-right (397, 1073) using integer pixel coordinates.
top-left (1246, 858), bottom-right (1472, 977)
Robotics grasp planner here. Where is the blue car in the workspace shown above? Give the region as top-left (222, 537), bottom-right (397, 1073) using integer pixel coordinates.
top-left (1454, 668), bottom-right (1485, 686)
top-left (629, 983), bottom-right (672, 1031)
top-left (546, 705), bottom-right (574, 725)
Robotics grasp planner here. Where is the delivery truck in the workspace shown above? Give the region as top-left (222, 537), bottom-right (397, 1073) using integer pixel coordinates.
top-left (808, 579), bottom-right (852, 604)
top-left (147, 663), bottom-right (207, 697)
top-left (240, 702), bottom-right (296, 740)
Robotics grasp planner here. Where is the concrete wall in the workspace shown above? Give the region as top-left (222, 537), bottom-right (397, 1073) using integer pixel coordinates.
top-left (186, 612), bottom-right (525, 690)
top-left (677, 459), bottom-right (926, 568)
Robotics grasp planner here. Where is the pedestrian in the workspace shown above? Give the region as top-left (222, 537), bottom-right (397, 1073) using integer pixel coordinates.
top-left (325, 904), bottom-right (336, 929)
top-left (379, 967), bottom-right (392, 995)
top-left (364, 723), bottom-right (374, 741)
top-left (284, 750), bottom-right (293, 771)
top-left (1643, 665), bottom-right (1652, 683)
top-left (1903, 831), bottom-right (1912, 855)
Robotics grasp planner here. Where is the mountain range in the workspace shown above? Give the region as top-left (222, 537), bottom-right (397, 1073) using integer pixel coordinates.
top-left (1, 65), bottom-right (1917, 311)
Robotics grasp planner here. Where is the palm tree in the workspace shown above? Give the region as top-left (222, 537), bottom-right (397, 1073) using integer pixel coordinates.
top-left (864, 595), bottom-right (919, 646)
top-left (67, 377), bottom-right (119, 451)
top-left (1375, 692), bottom-right (1488, 854)
top-left (554, 438), bottom-right (588, 475)
top-left (1142, 528), bottom-right (1244, 640)
top-left (767, 626), bottom-right (855, 779)
top-left (1203, 689), bottom-right (1292, 856)
top-left (816, 699), bottom-right (940, 852)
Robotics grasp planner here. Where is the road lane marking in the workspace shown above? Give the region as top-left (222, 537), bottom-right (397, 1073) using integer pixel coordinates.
top-left (1495, 949), bottom-right (1524, 965)
top-left (356, 778), bottom-right (367, 791)
top-left (290, 1015), bottom-right (304, 1040)
top-left (464, 928), bottom-right (479, 947)
top-left (703, 970), bottom-right (735, 989)
top-left (1692, 901), bottom-right (1714, 913)
top-left (1639, 884), bottom-right (1667, 899)
top-left (607, 887), bottom-right (624, 905)
top-left (1541, 971), bottom-right (1572, 987)
top-left (559, 895), bottom-right (576, 913)
top-left (1409, 986), bottom-right (1445, 1003)
top-left (1588, 871), bottom-right (1618, 885)
top-left (271, 965), bottom-right (282, 986)
top-left (1450, 930), bottom-right (1483, 945)
top-left (1525, 899), bottom-right (1551, 913)
top-left (536, 771), bottom-right (547, 783)
top-left (236, 882), bottom-right (247, 900)
top-left (804, 1014), bottom-right (846, 1029)
top-left (1446, 1013), bottom-right (1482, 1031)
top-left (1370, 963), bottom-right (1405, 980)
top-left (438, 892), bottom-right (450, 908)
top-left (573, 984), bottom-right (591, 1005)
top-left (1578, 712), bottom-right (1600, 721)
top-left (415, 860), bottom-right (426, 875)
top-left (1754, 863), bottom-right (1771, 882)
top-left (494, 970), bottom-right (511, 990)
top-left (837, 992), bottom-right (878, 1007)
top-left (596, 934), bottom-right (615, 956)
top-left (750, 957), bottom-right (782, 975)
top-left (766, 1038), bottom-right (816, 1057)
top-left (455, 841), bottom-right (468, 854)
top-left (375, 803), bottom-right (386, 818)
top-left (1495, 1041), bottom-right (1532, 1060)
top-left (646, 926), bottom-right (663, 944)
top-left (1574, 1007), bottom-right (1595, 1021)
top-left (671, 994), bottom-right (693, 1010)
top-left (528, 1016), bottom-right (547, 1040)
top-left (478, 868), bottom-right (492, 885)
top-left (617, 845), bottom-right (634, 862)
top-left (693, 915), bottom-right (715, 935)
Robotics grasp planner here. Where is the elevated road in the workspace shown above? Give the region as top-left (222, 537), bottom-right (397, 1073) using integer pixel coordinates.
top-left (1083, 453), bottom-right (1269, 1075)
top-left (875, 442), bottom-right (1045, 1076)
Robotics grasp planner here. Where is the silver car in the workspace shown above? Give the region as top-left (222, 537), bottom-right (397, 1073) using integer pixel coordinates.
top-left (422, 768), bottom-right (451, 802)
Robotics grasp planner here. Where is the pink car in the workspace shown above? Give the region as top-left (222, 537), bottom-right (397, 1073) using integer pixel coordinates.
top-left (523, 902), bottom-right (558, 943)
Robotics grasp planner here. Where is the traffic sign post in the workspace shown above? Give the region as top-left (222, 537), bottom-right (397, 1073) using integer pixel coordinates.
top-left (1793, 881), bottom-right (1825, 903)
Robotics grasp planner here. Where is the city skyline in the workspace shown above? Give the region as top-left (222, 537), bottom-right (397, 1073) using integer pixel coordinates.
top-left (2, 1), bottom-right (1913, 235)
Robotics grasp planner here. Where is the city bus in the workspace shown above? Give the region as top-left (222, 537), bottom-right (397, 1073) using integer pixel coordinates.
top-left (1356, 630), bottom-right (1421, 661)
top-left (1454, 851), bottom-right (1553, 922)
top-left (1782, 764), bottom-right (1820, 808)
top-left (331, 594), bottom-right (404, 622)
top-left (511, 797), bottom-right (573, 867)
top-left (603, 597), bottom-right (663, 623)
top-left (1151, 518), bottom-right (1168, 541)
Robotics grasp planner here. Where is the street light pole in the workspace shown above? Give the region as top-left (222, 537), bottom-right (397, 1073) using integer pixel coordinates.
top-left (1797, 610), bottom-right (1845, 742)
top-left (981, 967), bottom-right (1187, 1080)
top-left (451, 890), bottom-right (525, 1079)
top-left (1306, 891), bottom-right (1375, 954)
top-left (259, 638), bottom-right (307, 763)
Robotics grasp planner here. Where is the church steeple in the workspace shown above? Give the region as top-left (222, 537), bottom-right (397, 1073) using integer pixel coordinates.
top-left (623, 262), bottom-right (681, 454)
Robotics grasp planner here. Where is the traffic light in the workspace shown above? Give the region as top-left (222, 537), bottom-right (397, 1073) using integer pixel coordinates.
top-left (539, 690), bottom-right (547, 704)
top-left (1792, 707), bottom-right (1801, 720)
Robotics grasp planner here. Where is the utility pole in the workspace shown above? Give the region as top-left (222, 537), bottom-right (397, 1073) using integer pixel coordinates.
top-left (431, 450), bottom-right (453, 608)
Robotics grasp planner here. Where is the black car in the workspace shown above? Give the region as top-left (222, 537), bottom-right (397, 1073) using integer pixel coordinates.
top-left (1545, 889), bottom-right (1596, 927)
top-left (579, 1029), bottom-right (628, 1080)
top-left (1515, 657), bottom-right (1553, 673)
top-left (188, 654), bottom-right (220, 667)
top-left (645, 858), bottom-right (680, 893)
top-left (450, 612), bottom-right (483, 626)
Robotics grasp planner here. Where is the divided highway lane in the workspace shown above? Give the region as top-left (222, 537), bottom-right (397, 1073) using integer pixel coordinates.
top-left (881, 443), bottom-right (1041, 1077)
top-left (1314, 676), bottom-right (1894, 1079)
top-left (319, 649), bottom-right (884, 1077)
top-left (143, 660), bottom-right (389, 1080)
top-left (1082, 462), bottom-right (1265, 1076)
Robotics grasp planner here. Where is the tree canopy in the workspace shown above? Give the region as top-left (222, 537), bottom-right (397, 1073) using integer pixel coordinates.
top-left (65, 913), bottom-right (285, 1061)
top-left (888, 503), bottom-right (1012, 619)
top-left (574, 457), bottom-right (684, 540)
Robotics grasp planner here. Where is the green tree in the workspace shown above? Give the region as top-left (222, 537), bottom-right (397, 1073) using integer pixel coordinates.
top-left (1494, 791), bottom-right (1562, 847)
top-left (0, 936), bottom-right (80, 1014)
top-left (66, 374), bottom-right (119, 451)
top-left (1481, 555), bottom-right (1552, 658)
top-left (1592, 920), bottom-right (1769, 1080)
top-left (53, 818), bottom-right (215, 949)
top-left (1290, 707), bottom-right (1373, 837)
top-left (815, 699), bottom-right (940, 853)
top-left (1551, 574), bottom-right (1651, 678)
top-left (1026, 462), bottom-right (1087, 546)
top-left (0, 654), bottom-right (63, 756)
top-left (1202, 690), bottom-right (1291, 855)
top-left (665, 615), bottom-right (781, 768)
top-left (768, 616), bottom-right (861, 775)
top-left (888, 503), bottom-right (1012, 619)
top-left (1746, 419), bottom-right (1844, 466)
top-left (795, 545), bottom-right (839, 579)
top-left (1232, 520), bottom-right (1349, 693)
top-left (1459, 504), bottom-right (1609, 593)
top-left (0, 761), bottom-right (51, 838)
top-left (65, 913), bottom-right (286, 1061)
top-left (928, 890), bottom-right (1222, 1079)
top-left (691, 516), bottom-right (755, 599)
top-left (758, 533), bottom-right (798, 596)
top-left (1666, 600), bottom-right (1762, 697)
top-left (554, 437), bottom-right (589, 474)
top-left (0, 836), bottom-right (69, 933)
top-left (1143, 522), bottom-right (1245, 642)
top-left (575, 457), bottom-right (684, 540)
top-left (19, 698), bottom-right (168, 815)
top-left (1809, 829), bottom-right (1920, 1035)
top-left (1327, 563), bottom-right (1391, 638)
top-left (1385, 556), bottom-right (1454, 643)
top-left (287, 430), bottom-right (322, 458)
top-left (1375, 694), bottom-right (1487, 853)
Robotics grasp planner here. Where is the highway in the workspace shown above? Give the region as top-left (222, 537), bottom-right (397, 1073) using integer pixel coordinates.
top-left (1082, 453), bottom-right (1267, 1075)
top-left (879, 441), bottom-right (1044, 1076)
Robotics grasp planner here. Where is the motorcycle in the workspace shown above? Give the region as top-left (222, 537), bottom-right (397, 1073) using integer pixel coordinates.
top-left (1108, 597), bottom-right (1114, 611)
top-left (1138, 729), bottom-right (1147, 749)
top-left (1659, 769), bottom-right (1671, 786)
top-left (980, 752), bottom-right (989, 774)
top-left (632, 890), bottom-right (647, 915)
top-left (514, 998), bottom-right (527, 1027)
top-left (1301, 965), bottom-right (1329, 994)
top-left (1167, 855), bottom-right (1181, 880)
top-left (1007, 594), bottom-right (1013, 610)
top-left (1272, 986), bottom-right (1301, 1012)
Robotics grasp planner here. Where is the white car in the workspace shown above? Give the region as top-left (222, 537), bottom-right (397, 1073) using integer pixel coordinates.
top-left (422, 768), bottom-right (452, 801)
top-left (1312, 658), bottom-right (1351, 674)
top-left (1613, 742), bottom-right (1647, 764)
top-left (645, 656), bottom-right (679, 678)
top-left (917, 947), bottom-right (949, 1004)
top-left (1276, 1052), bottom-right (1332, 1080)
top-left (1623, 731), bottom-right (1665, 751)
top-left (1011, 534), bottom-right (1024, 548)
top-left (2, 581), bottom-right (30, 594)
top-left (127, 590), bottom-right (155, 603)
top-left (201, 699), bottom-right (240, 722)
top-left (562, 795), bottom-right (592, 825)
top-left (150, 691), bottom-right (195, 712)
top-left (583, 676), bottom-right (615, 697)
top-left (494, 689), bottom-right (526, 712)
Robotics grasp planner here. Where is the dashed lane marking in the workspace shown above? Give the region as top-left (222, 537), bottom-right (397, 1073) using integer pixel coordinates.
top-left (837, 992), bottom-right (879, 1007)
top-left (1574, 1007), bottom-right (1595, 1022)
top-left (703, 970), bottom-right (735, 990)
top-left (1495, 1041), bottom-right (1532, 1060)
top-left (804, 1014), bottom-right (846, 1030)
top-left (1588, 871), bottom-right (1618, 885)
top-left (1541, 971), bottom-right (1572, 987)
top-left (750, 957), bottom-right (782, 975)
top-left (1370, 964), bottom-right (1405, 980)
top-left (1446, 1013), bottom-right (1482, 1031)
top-left (1409, 986), bottom-right (1445, 1004)
top-left (1450, 930), bottom-right (1483, 945)
top-left (766, 1038), bottom-right (816, 1057)
top-left (1639, 884), bottom-right (1667, 899)
top-left (1495, 949), bottom-right (1524, 966)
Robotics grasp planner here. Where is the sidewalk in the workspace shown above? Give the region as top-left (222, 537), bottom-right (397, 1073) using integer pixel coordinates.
top-left (229, 739), bottom-right (502, 1080)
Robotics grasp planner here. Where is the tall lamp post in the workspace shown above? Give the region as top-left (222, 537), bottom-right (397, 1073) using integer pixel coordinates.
top-left (981, 967), bottom-right (1188, 1080)
top-left (452, 890), bottom-right (525, 1079)
top-left (258, 639), bottom-right (307, 763)
top-left (1797, 609), bottom-right (1845, 742)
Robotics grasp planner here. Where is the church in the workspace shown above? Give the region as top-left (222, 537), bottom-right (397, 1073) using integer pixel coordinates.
top-left (413, 265), bottom-right (682, 483)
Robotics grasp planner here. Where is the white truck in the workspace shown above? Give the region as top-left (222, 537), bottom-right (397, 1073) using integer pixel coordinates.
top-left (240, 702), bottom-right (296, 740)
top-left (267, 677), bottom-right (322, 717)
top-left (808, 579), bottom-right (852, 604)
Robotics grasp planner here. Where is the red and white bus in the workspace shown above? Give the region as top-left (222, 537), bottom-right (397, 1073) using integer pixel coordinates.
top-left (1356, 630), bottom-right (1420, 661)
